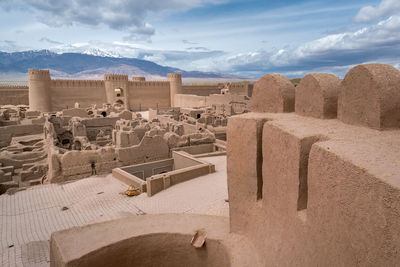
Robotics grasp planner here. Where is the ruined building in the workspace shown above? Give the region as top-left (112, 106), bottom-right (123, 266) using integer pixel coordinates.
top-left (50, 63), bottom-right (400, 266)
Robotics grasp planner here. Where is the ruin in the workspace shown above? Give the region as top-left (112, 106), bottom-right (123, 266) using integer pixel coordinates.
top-left (48, 63), bottom-right (400, 266)
top-left (0, 63), bottom-right (400, 266)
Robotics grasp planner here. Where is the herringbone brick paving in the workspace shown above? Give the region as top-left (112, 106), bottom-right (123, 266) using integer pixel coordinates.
top-left (0, 156), bottom-right (228, 266)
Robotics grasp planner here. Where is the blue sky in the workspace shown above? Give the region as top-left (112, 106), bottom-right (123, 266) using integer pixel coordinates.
top-left (1, 0), bottom-right (400, 77)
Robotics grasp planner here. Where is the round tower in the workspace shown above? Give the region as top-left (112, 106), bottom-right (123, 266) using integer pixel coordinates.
top-left (132, 76), bottom-right (146, 82)
top-left (28, 69), bottom-right (52, 112)
top-left (167, 73), bottom-right (182, 107)
top-left (104, 74), bottom-right (129, 109)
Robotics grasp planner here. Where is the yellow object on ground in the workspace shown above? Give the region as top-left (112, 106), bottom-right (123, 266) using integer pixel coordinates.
top-left (125, 185), bottom-right (140, 196)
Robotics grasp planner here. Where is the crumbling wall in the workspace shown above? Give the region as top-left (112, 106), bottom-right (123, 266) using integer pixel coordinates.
top-left (181, 85), bottom-right (222, 96)
top-left (174, 94), bottom-right (206, 108)
top-left (49, 146), bottom-right (120, 183)
top-left (117, 135), bottom-right (169, 166)
top-left (228, 64), bottom-right (400, 266)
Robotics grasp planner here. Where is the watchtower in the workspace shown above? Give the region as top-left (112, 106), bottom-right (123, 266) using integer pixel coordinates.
top-left (28, 69), bottom-right (52, 112)
top-left (104, 74), bottom-right (129, 109)
top-left (167, 73), bottom-right (183, 107)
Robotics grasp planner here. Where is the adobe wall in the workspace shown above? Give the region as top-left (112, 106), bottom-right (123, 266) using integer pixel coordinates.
top-left (174, 94), bottom-right (207, 108)
top-left (180, 84), bottom-right (251, 98)
top-left (0, 86), bottom-right (29, 105)
top-left (27, 69), bottom-right (251, 112)
top-left (0, 124), bottom-right (43, 137)
top-left (157, 115), bottom-right (198, 134)
top-left (27, 69), bottom-right (185, 112)
top-left (128, 81), bottom-right (171, 111)
top-left (228, 83), bottom-right (253, 97)
top-left (49, 147), bottom-right (120, 183)
top-left (182, 85), bottom-right (221, 96)
top-left (50, 80), bottom-right (106, 111)
top-left (117, 135), bottom-right (169, 166)
top-left (50, 214), bottom-right (261, 267)
top-left (227, 64), bottom-right (400, 266)
top-left (174, 93), bottom-right (250, 113)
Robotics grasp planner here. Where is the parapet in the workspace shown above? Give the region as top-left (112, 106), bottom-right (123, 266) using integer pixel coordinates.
top-left (28, 69), bottom-right (51, 80)
top-left (167, 73), bottom-right (182, 79)
top-left (295, 73), bottom-right (340, 119)
top-left (129, 81), bottom-right (169, 87)
top-left (251, 74), bottom-right (295, 113)
top-left (51, 79), bottom-right (104, 88)
top-left (132, 76), bottom-right (146, 82)
top-left (104, 74), bottom-right (128, 81)
top-left (0, 85), bottom-right (29, 89)
top-left (338, 64), bottom-right (400, 129)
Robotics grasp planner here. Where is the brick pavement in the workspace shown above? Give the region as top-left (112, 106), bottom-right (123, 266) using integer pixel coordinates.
top-left (0, 156), bottom-right (228, 266)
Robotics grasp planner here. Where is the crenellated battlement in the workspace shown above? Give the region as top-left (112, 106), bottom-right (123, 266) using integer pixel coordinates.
top-left (28, 69), bottom-right (50, 80)
top-left (229, 84), bottom-right (247, 88)
top-left (0, 85), bottom-right (29, 89)
top-left (227, 63), bottom-right (400, 267)
top-left (24, 70), bottom-right (184, 110)
top-left (51, 79), bottom-right (105, 88)
top-left (129, 81), bottom-right (170, 87)
top-left (132, 76), bottom-right (146, 82)
top-left (104, 74), bottom-right (128, 81)
top-left (167, 73), bottom-right (182, 79)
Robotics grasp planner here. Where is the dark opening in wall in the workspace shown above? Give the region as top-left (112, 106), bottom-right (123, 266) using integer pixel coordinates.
top-left (115, 88), bottom-right (123, 97)
top-left (256, 119), bottom-right (267, 200)
top-left (101, 111), bottom-right (107, 117)
top-left (297, 136), bottom-right (325, 211)
top-left (61, 139), bottom-right (69, 145)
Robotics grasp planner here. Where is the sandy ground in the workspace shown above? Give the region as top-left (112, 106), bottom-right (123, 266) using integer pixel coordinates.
top-left (0, 155), bottom-right (227, 266)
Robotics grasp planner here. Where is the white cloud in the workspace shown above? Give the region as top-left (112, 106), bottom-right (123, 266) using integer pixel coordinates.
top-left (0, 0), bottom-right (226, 40)
top-left (355, 0), bottom-right (400, 23)
top-left (222, 15), bottom-right (400, 77)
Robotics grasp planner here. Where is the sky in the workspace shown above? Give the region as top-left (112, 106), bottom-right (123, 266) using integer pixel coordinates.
top-left (0, 0), bottom-right (400, 78)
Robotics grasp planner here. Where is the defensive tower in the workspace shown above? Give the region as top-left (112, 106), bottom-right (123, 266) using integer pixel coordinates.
top-left (104, 74), bottom-right (129, 109)
top-left (28, 69), bottom-right (52, 112)
top-left (167, 73), bottom-right (182, 107)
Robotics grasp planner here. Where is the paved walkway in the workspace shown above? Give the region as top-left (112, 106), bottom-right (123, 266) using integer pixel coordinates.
top-left (0, 156), bottom-right (228, 266)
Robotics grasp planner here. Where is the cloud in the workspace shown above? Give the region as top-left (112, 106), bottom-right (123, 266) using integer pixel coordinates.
top-left (355, 0), bottom-right (400, 23)
top-left (0, 40), bottom-right (23, 52)
top-left (46, 40), bottom-right (225, 70)
top-left (182, 40), bottom-right (199, 45)
top-left (0, 0), bottom-right (226, 40)
top-left (223, 15), bottom-right (400, 77)
top-left (186, 47), bottom-right (210, 51)
top-left (39, 37), bottom-right (63, 45)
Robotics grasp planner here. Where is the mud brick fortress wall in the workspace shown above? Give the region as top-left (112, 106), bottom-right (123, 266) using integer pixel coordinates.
top-left (3, 70), bottom-right (252, 111)
top-left (227, 64), bottom-right (400, 266)
top-left (28, 70), bottom-right (232, 112)
top-left (0, 85), bottom-right (29, 105)
top-left (28, 70), bottom-right (186, 112)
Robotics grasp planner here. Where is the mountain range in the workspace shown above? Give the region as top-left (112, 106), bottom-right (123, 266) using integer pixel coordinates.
top-left (0, 50), bottom-right (242, 81)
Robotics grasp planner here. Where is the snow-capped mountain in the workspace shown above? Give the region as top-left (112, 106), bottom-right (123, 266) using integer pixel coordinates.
top-left (0, 50), bottom-right (243, 80)
top-left (82, 48), bottom-right (121, 58)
